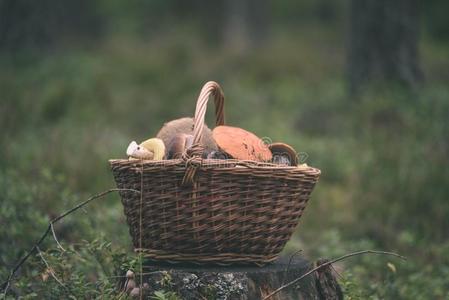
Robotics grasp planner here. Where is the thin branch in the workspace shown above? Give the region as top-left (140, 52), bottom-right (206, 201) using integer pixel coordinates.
top-left (107, 271), bottom-right (164, 279)
top-left (330, 264), bottom-right (344, 280)
top-left (1, 188), bottom-right (140, 295)
top-left (2, 276), bottom-right (10, 299)
top-left (116, 278), bottom-right (129, 299)
top-left (50, 223), bottom-right (66, 252)
top-left (281, 249), bottom-right (303, 286)
top-left (139, 162), bottom-right (144, 300)
top-left (262, 250), bottom-right (406, 300)
top-left (2, 224), bottom-right (51, 297)
top-left (36, 246), bottom-right (66, 288)
top-left (52, 189), bottom-right (139, 223)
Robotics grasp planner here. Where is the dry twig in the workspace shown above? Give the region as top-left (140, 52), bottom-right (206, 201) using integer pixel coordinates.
top-left (262, 250), bottom-right (406, 300)
top-left (0, 188), bottom-right (140, 296)
top-left (281, 249), bottom-right (303, 286)
top-left (36, 246), bottom-right (66, 288)
top-left (50, 223), bottom-right (66, 252)
top-left (108, 271), bottom-right (164, 279)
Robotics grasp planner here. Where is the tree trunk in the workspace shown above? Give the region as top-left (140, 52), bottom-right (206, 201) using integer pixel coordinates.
top-left (0, 0), bottom-right (102, 52)
top-left (347, 0), bottom-right (422, 94)
top-left (120, 257), bottom-right (343, 299)
top-left (223, 0), bottom-right (270, 54)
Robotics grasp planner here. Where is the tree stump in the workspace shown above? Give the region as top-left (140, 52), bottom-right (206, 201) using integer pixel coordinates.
top-left (124, 257), bottom-right (343, 300)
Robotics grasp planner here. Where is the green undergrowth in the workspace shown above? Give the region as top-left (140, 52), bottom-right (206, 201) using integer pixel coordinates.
top-left (1, 29), bottom-right (448, 298)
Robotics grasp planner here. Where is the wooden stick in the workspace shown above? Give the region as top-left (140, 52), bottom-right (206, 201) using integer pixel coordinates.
top-left (262, 250), bottom-right (406, 300)
top-left (281, 249), bottom-right (303, 286)
top-left (50, 223), bottom-right (66, 252)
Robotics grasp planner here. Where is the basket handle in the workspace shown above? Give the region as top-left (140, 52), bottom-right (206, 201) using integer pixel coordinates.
top-left (181, 81), bottom-right (224, 186)
top-left (192, 81), bottom-right (225, 146)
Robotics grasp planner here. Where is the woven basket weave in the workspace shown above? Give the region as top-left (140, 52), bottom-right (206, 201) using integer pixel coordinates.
top-left (110, 81), bottom-right (321, 265)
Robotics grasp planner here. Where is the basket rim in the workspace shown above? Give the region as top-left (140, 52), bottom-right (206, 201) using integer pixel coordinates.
top-left (109, 158), bottom-right (321, 176)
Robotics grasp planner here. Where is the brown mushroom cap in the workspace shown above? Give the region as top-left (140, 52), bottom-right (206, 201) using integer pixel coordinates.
top-left (269, 142), bottom-right (299, 166)
top-left (156, 117), bottom-right (217, 151)
top-left (212, 126), bottom-right (272, 161)
top-left (167, 133), bottom-right (188, 159)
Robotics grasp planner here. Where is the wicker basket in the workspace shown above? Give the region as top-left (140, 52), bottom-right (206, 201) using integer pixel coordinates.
top-left (110, 81), bottom-right (321, 265)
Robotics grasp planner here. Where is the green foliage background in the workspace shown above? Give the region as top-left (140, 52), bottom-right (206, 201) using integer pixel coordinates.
top-left (1, 1), bottom-right (448, 299)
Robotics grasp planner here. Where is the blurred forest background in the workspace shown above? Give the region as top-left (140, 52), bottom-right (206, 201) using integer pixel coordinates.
top-left (1, 0), bottom-right (448, 298)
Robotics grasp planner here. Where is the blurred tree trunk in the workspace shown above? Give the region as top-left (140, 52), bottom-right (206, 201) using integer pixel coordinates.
top-left (223, 0), bottom-right (270, 54)
top-left (347, 0), bottom-right (422, 94)
top-left (0, 0), bottom-right (103, 52)
top-left (223, 0), bottom-right (250, 53)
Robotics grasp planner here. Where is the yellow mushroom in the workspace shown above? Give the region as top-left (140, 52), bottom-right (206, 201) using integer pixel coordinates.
top-left (126, 138), bottom-right (166, 160)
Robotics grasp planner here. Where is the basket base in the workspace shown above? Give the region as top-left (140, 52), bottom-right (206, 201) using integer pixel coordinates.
top-left (135, 248), bottom-right (278, 266)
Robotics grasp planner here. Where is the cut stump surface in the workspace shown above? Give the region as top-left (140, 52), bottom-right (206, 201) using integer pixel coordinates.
top-left (126, 257), bottom-right (343, 300)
